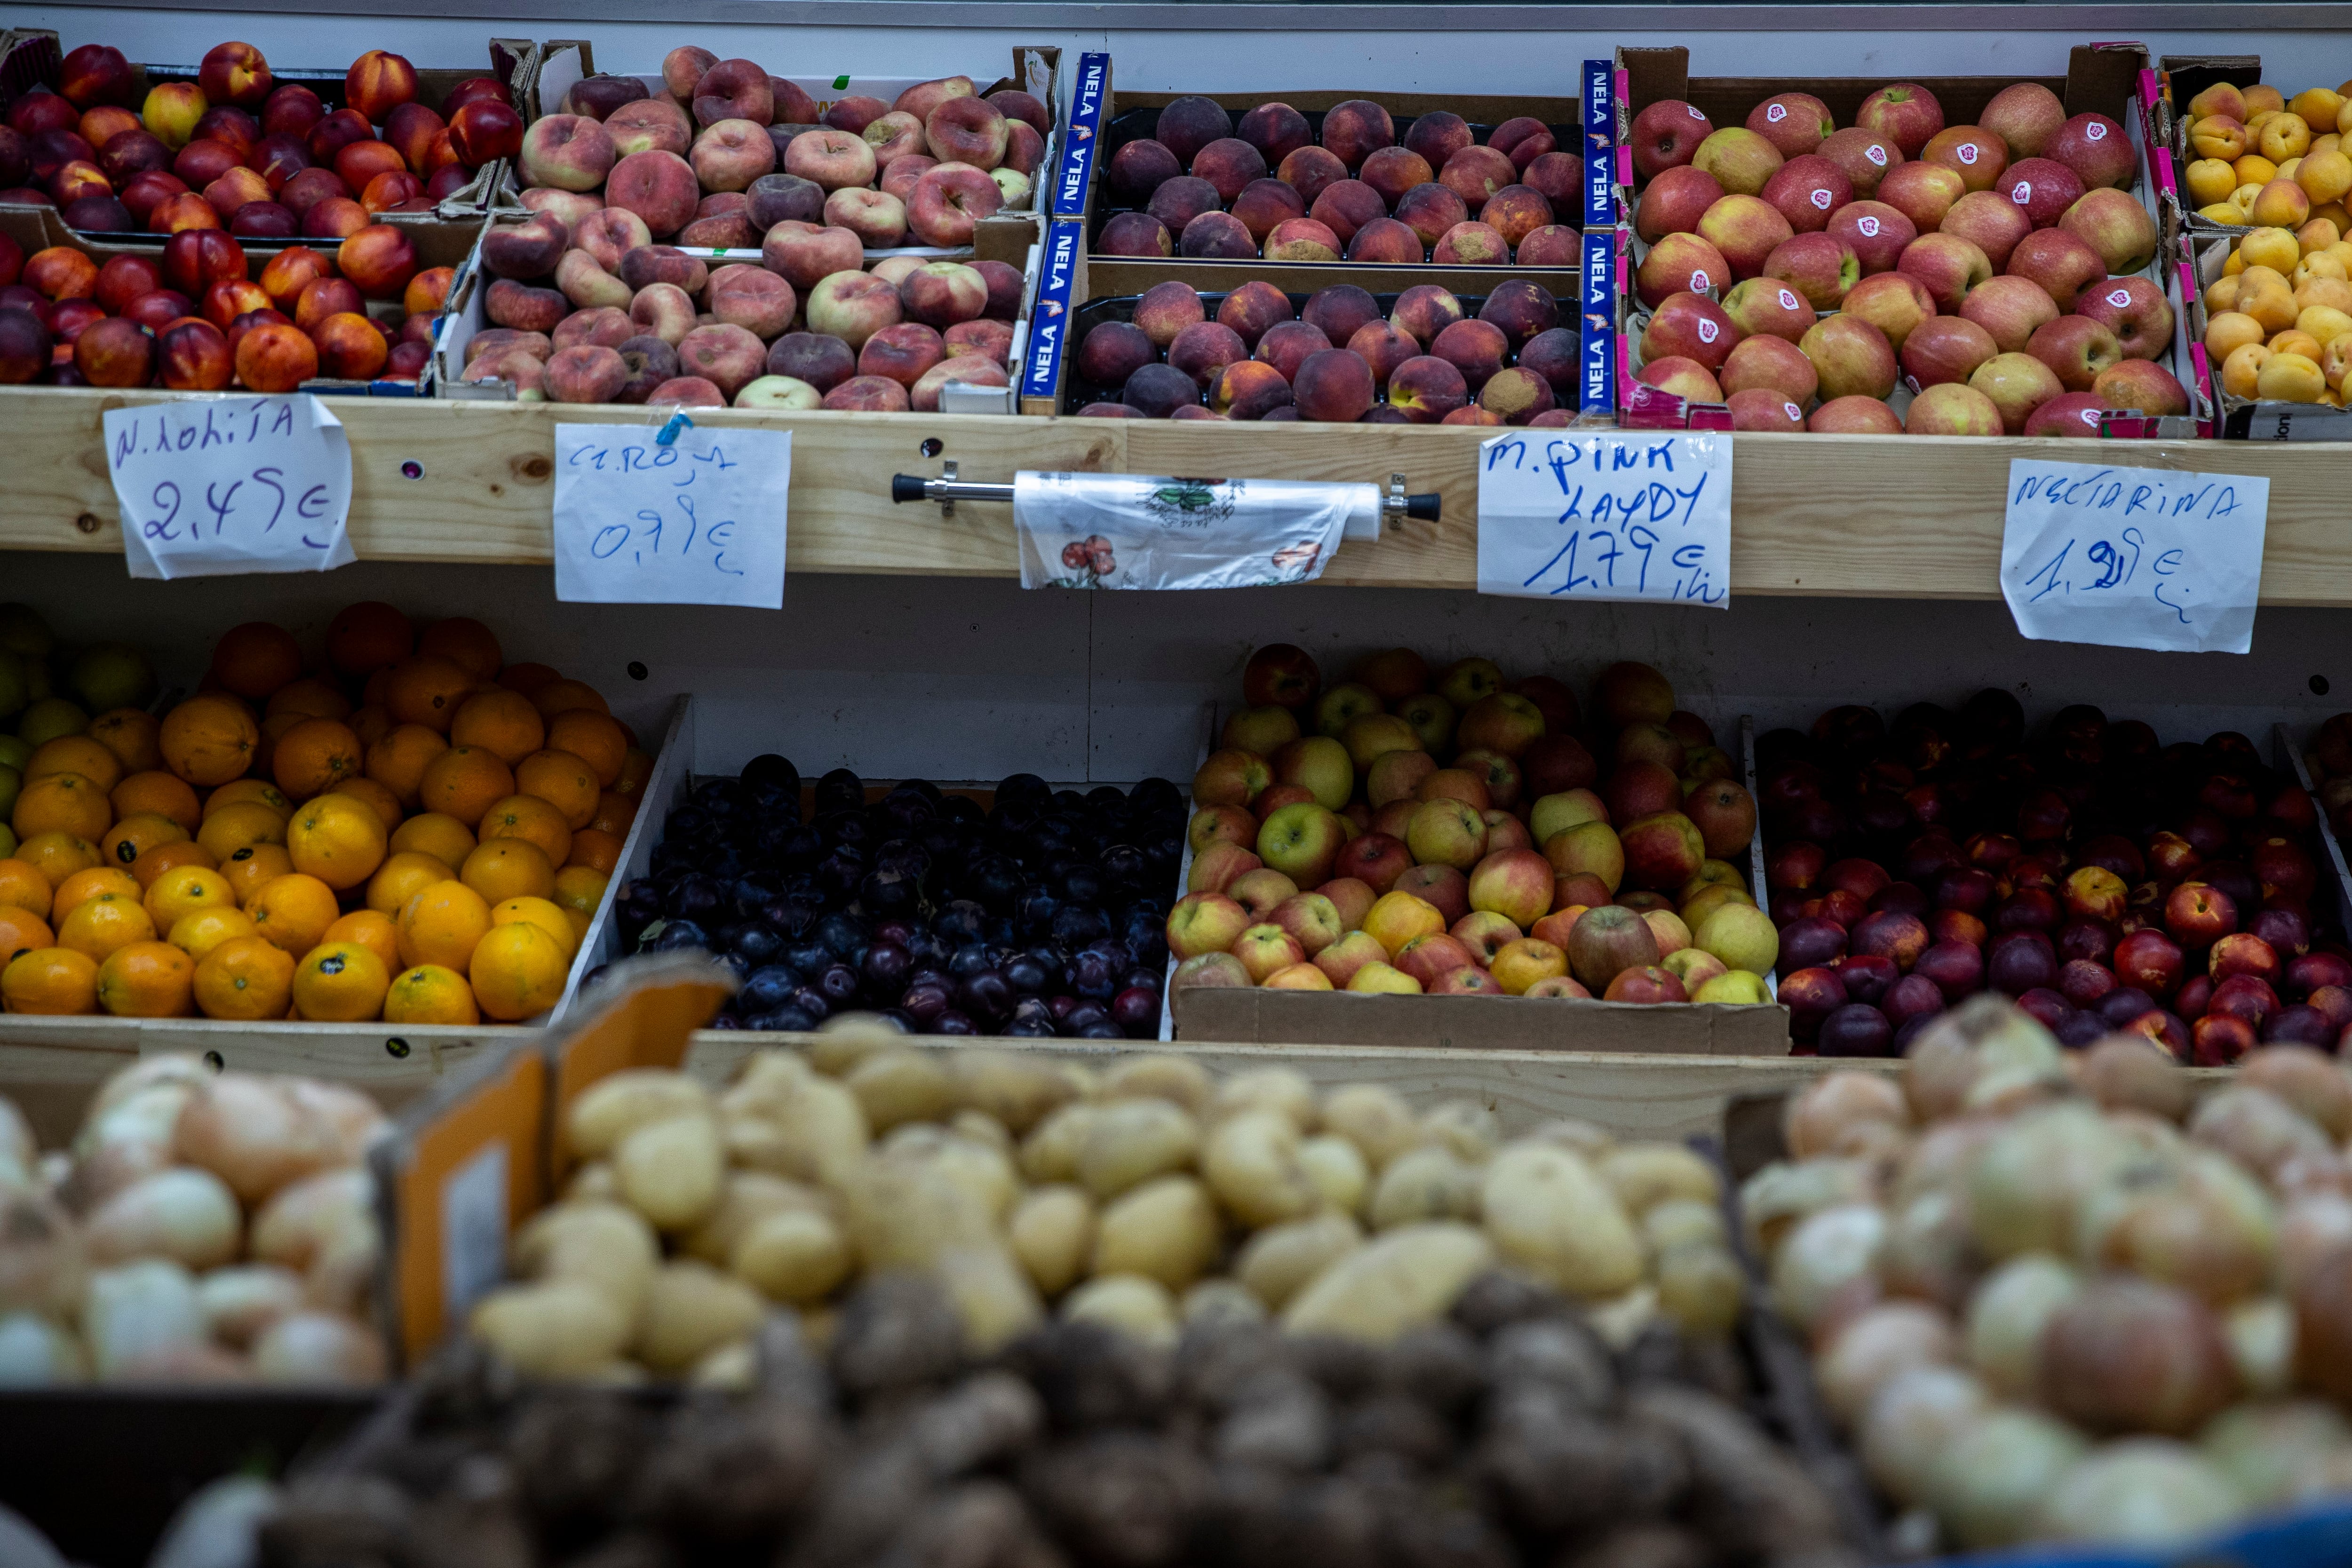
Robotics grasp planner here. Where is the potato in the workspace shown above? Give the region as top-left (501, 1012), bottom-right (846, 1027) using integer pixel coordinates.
top-left (1181, 1278), bottom-right (1267, 1326)
top-left (1600, 1144), bottom-right (1723, 1216)
top-left (249, 1167), bottom-right (371, 1274)
top-left (844, 1153), bottom-right (999, 1270)
top-left (1644, 1197), bottom-right (1729, 1255)
top-left (470, 1279), bottom-right (633, 1377)
top-left (731, 1209), bottom-right (852, 1304)
top-left (1236, 1211), bottom-right (1361, 1310)
top-left (688, 1337), bottom-right (758, 1391)
top-left (1369, 1145), bottom-right (1484, 1229)
top-left (1587, 1283), bottom-right (1662, 1350)
top-left (1525, 1117), bottom-right (1618, 1160)
top-left (848, 1051), bottom-right (960, 1131)
top-left (1061, 1272), bottom-right (1179, 1346)
top-left (1281, 1221), bottom-right (1496, 1342)
top-left (723, 1073), bottom-right (869, 1190)
top-left (1102, 1055), bottom-right (1213, 1113)
top-left (636, 1259), bottom-right (766, 1372)
top-left (802, 1026), bottom-right (898, 1077)
top-left (882, 1126), bottom-right (1021, 1221)
top-left (935, 1242), bottom-right (1047, 1352)
top-left (1299, 1135), bottom-right (1370, 1215)
top-left (615, 1115), bottom-right (726, 1231)
top-left (1092, 1175), bottom-right (1223, 1290)
top-left (1210, 1068), bottom-right (1317, 1130)
top-left (1009, 1186), bottom-right (1096, 1297)
top-left (513, 1200), bottom-right (660, 1313)
top-left (565, 1161), bottom-right (618, 1202)
top-left (1655, 1242), bottom-right (1744, 1339)
top-left (1422, 1101), bottom-right (1501, 1163)
top-left (1077, 1099), bottom-right (1200, 1200)
top-left (1059, 1063), bottom-right (1102, 1101)
top-left (954, 1050), bottom-right (1077, 1134)
top-left (1319, 1083), bottom-right (1424, 1170)
top-left (1020, 1104), bottom-right (1097, 1185)
top-left (952, 1110), bottom-right (1012, 1154)
top-left (1481, 1146), bottom-right (1645, 1300)
top-left (680, 1171), bottom-right (830, 1265)
top-left (565, 1070), bottom-right (713, 1162)
top-left (1203, 1111), bottom-right (1322, 1228)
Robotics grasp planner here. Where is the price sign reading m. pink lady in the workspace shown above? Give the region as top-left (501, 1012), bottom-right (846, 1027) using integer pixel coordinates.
top-left (1475, 431), bottom-right (1732, 606)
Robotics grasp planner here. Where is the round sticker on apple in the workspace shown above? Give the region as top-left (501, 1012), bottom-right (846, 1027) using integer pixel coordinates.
top-left (2080, 408), bottom-right (2099, 426)
top-left (1858, 215), bottom-right (1881, 236)
top-left (1957, 143), bottom-right (1979, 165)
top-left (1779, 288), bottom-right (1800, 310)
top-left (1867, 144), bottom-right (1889, 166)
top-left (2107, 287), bottom-right (2132, 307)
top-left (1785, 401), bottom-right (1802, 420)
top-left (1691, 268), bottom-right (1713, 291)
top-left (2086, 120), bottom-right (2108, 140)
top-left (1812, 188), bottom-right (1833, 208)
top-left (1689, 104), bottom-right (1706, 120)
top-left (1697, 318), bottom-right (1719, 343)
top-left (2011, 181), bottom-right (2033, 204)
top-left (1767, 103), bottom-right (1788, 122)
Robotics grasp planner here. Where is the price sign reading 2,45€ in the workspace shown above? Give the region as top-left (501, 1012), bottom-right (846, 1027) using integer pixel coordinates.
top-left (2000, 459), bottom-right (2271, 656)
top-left (552, 424), bottom-right (790, 609)
top-left (103, 395), bottom-right (355, 581)
top-left (1476, 431), bottom-right (1732, 607)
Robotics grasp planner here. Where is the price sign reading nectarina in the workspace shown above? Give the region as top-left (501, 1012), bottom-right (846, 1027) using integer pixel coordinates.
top-left (104, 394), bottom-right (355, 581)
top-left (1475, 431), bottom-right (1732, 606)
top-left (552, 423), bottom-right (790, 609)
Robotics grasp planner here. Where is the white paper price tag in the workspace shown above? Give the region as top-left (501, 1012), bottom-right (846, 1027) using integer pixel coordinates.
top-left (1013, 472), bottom-right (1366, 590)
top-left (2000, 459), bottom-right (2269, 655)
top-left (1476, 431), bottom-right (1731, 606)
top-left (553, 423), bottom-right (790, 607)
top-left (103, 395), bottom-right (355, 580)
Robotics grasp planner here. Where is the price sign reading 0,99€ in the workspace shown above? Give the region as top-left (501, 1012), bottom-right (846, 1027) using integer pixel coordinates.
top-left (553, 424), bottom-right (791, 608)
top-left (1476, 430), bottom-right (1732, 607)
top-left (103, 395), bottom-right (355, 580)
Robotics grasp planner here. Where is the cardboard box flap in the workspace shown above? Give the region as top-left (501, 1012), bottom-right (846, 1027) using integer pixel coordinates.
top-left (545, 950), bottom-right (736, 1186)
top-left (1174, 986), bottom-right (1789, 1057)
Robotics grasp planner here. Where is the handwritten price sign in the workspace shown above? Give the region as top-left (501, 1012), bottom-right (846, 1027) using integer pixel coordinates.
top-left (2000, 459), bottom-right (2269, 655)
top-left (103, 396), bottom-right (354, 580)
top-left (552, 424), bottom-right (790, 608)
top-left (1476, 431), bottom-right (1731, 606)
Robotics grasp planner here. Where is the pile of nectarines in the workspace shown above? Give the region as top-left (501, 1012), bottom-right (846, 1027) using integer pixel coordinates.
top-left (0, 224), bottom-right (440, 388)
top-left (1169, 644), bottom-right (1774, 1006)
top-left (0, 41), bottom-right (518, 238)
top-left (517, 53), bottom-right (1042, 254)
top-left (1629, 80), bottom-right (2190, 434)
top-left (1072, 276), bottom-right (1573, 422)
top-left (1101, 97), bottom-right (1580, 266)
top-left (2199, 221), bottom-right (2352, 406)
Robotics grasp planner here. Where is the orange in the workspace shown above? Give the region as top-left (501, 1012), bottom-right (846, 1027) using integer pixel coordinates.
top-left (462, 837), bottom-right (555, 904)
top-left (53, 867), bottom-right (141, 920)
top-left (515, 752), bottom-right (599, 834)
top-left (286, 793), bottom-right (387, 891)
top-left (337, 779), bottom-right (404, 836)
top-left (112, 771), bottom-right (201, 833)
top-left (192, 935), bottom-right (295, 1020)
top-left (102, 811), bottom-right (189, 871)
top-left (418, 746), bottom-right (513, 826)
top-left (257, 712), bottom-right (306, 780)
top-left (552, 865), bottom-right (610, 923)
top-left (418, 617), bottom-right (502, 681)
top-left (396, 879), bottom-right (492, 971)
top-left (365, 724), bottom-right (448, 808)
top-left (1, 947), bottom-right (99, 1015)
top-left (322, 908), bottom-right (401, 973)
top-left (246, 872), bottom-right (340, 955)
top-left (383, 963), bottom-right (479, 1025)
top-left (168, 905), bottom-right (255, 961)
top-left (468, 920), bottom-right (567, 1020)
top-left (530, 679), bottom-right (608, 720)
top-left (27, 735), bottom-right (124, 795)
top-left (161, 695), bottom-right (262, 786)
top-left (349, 705), bottom-right (395, 749)
top-left (96, 940), bottom-right (195, 1018)
top-left (272, 717), bottom-right (366, 800)
top-left (85, 708), bottom-right (162, 775)
top-left (0, 906), bottom-right (55, 963)
top-left (131, 839), bottom-right (217, 890)
top-left (0, 860), bottom-right (52, 919)
top-left (361, 667), bottom-right (393, 709)
top-left (204, 780), bottom-right (292, 821)
top-left (145, 864), bottom-right (237, 930)
top-left (389, 812), bottom-right (475, 868)
top-left (565, 828), bottom-right (622, 875)
top-left (198, 801), bottom-right (289, 862)
top-left (221, 842), bottom-right (295, 906)
top-left (612, 748), bottom-right (654, 802)
top-left (264, 676), bottom-right (352, 723)
top-left (383, 656), bottom-right (475, 734)
top-left (367, 850), bottom-right (452, 915)
top-left (477, 794), bottom-right (570, 868)
top-left (495, 662), bottom-right (561, 698)
top-left (546, 710), bottom-right (629, 787)
top-left (16, 833), bottom-right (99, 891)
top-left (56, 891), bottom-right (157, 963)
top-left (586, 792), bottom-right (638, 838)
top-left (492, 894), bottom-right (578, 959)
top-left (210, 622), bottom-right (305, 700)
top-left (326, 601), bottom-right (413, 680)
top-left (15, 772), bottom-right (113, 842)
top-left (449, 687), bottom-right (544, 766)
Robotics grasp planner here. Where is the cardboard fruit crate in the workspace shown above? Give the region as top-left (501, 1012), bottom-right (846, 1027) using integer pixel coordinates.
top-left (2183, 224), bottom-right (2352, 439)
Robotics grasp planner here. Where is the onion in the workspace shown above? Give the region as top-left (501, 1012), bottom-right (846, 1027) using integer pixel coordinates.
top-left (84, 1167), bottom-right (241, 1271)
top-left (1642, 1197), bottom-right (1726, 1254)
top-left (2188, 1085), bottom-right (2332, 1185)
top-left (1881, 1188), bottom-right (1976, 1312)
top-left (2041, 1275), bottom-right (2240, 1436)
top-left (1860, 1364), bottom-right (1991, 1506)
top-left (0, 1312), bottom-right (84, 1385)
top-left (280, 1080), bottom-right (388, 1164)
top-left (250, 1311), bottom-right (386, 1385)
top-left (1768, 1203), bottom-right (1887, 1334)
top-left (305, 1228), bottom-right (380, 1316)
top-left (0, 1098), bottom-right (32, 1194)
top-left (1926, 1406), bottom-right (2090, 1549)
top-left (1816, 1300), bottom-right (1958, 1426)
top-left (1653, 1242), bottom-right (1743, 1341)
top-left (72, 1082), bottom-right (191, 1174)
top-left (196, 1265), bottom-right (306, 1349)
top-left (85, 1055), bottom-right (210, 1125)
top-left (1967, 1103), bottom-right (2134, 1262)
top-left (1739, 1157), bottom-right (1880, 1261)
top-left (2235, 1046), bottom-right (2352, 1140)
top-left (2076, 1035), bottom-right (2193, 1122)
top-left (1892, 1115), bottom-right (2004, 1206)
top-left (250, 1168), bottom-right (373, 1274)
top-left (0, 1190), bottom-right (84, 1318)
top-left (2103, 1108), bottom-right (2190, 1162)
top-left (1904, 1021), bottom-right (1984, 1122)
top-left (2273, 1149), bottom-right (2352, 1200)
top-left (2088, 1152), bottom-right (2278, 1305)
top-left (2224, 1295), bottom-right (2296, 1396)
top-left (2031, 1438), bottom-right (2247, 1545)
top-left (82, 1258), bottom-right (207, 1380)
top-left (1965, 1252), bottom-right (2080, 1399)
top-left (1785, 1071), bottom-right (1911, 1161)
top-left (2292, 1240), bottom-right (2352, 1402)
top-left (2201, 1399), bottom-right (2352, 1507)
top-left (172, 1075), bottom-right (348, 1205)
top-left (57, 1135), bottom-right (174, 1215)
top-left (1905, 997), bottom-right (2068, 1121)
top-left (2280, 1193), bottom-right (2352, 1291)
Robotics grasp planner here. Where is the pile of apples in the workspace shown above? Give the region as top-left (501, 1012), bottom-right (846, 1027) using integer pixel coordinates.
top-left (519, 52), bottom-right (1043, 253)
top-left (1629, 80), bottom-right (2190, 434)
top-left (2178, 79), bottom-right (2352, 234)
top-left (1758, 691), bottom-right (2344, 1063)
top-left (1099, 96), bottom-right (1581, 266)
top-left (0, 41), bottom-right (517, 238)
top-left (1071, 276), bottom-right (1574, 422)
top-left (0, 227), bottom-right (440, 388)
top-left (2199, 220), bottom-right (2352, 406)
top-left (1167, 644), bottom-right (1776, 1005)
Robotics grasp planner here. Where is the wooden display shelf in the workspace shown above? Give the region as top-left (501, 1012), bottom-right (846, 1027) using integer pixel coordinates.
top-left (3, 386), bottom-right (2344, 601)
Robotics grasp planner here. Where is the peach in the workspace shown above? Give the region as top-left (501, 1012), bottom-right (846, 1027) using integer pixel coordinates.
top-left (1098, 212), bottom-right (1172, 256)
top-left (1144, 175), bottom-right (1220, 234)
top-left (907, 163), bottom-right (1002, 246)
top-left (70, 315), bottom-right (151, 386)
top-left (605, 100), bottom-right (691, 159)
top-left (708, 267), bottom-right (796, 338)
top-left (1438, 145), bottom-right (1517, 212)
top-left (647, 375), bottom-right (723, 406)
top-left (607, 150), bottom-right (699, 237)
top-left (691, 119), bottom-right (776, 192)
top-left (761, 221), bottom-right (862, 290)
top-left (755, 331), bottom-right (848, 392)
top-left (617, 244), bottom-right (707, 294)
top-left (156, 318), bottom-right (231, 390)
top-left (986, 88), bottom-right (1049, 139)
top-left (613, 336), bottom-right (678, 401)
top-left (1109, 139), bottom-right (1182, 201)
top-left (624, 281), bottom-right (696, 345)
top-left (1254, 319), bottom-right (1331, 382)
top-left (1341, 217), bottom-right (1419, 263)
top-left (943, 317), bottom-right (1012, 365)
top-left (1480, 185), bottom-right (1554, 247)
top-left (310, 310), bottom-right (388, 379)
top-left (1001, 120), bottom-right (1046, 176)
top-left (910, 356), bottom-right (1008, 410)
top-left (1078, 320), bottom-right (1156, 389)
top-left (783, 128), bottom-right (877, 192)
top-left (1214, 358), bottom-right (1294, 419)
top-left (560, 210), bottom-right (644, 275)
top-left (894, 76), bottom-right (977, 127)
top-left (1357, 145), bottom-right (1431, 207)
top-left (1292, 347), bottom-right (1375, 422)
top-left (344, 50), bottom-right (417, 124)
top-left (232, 318), bottom-right (316, 391)
top-left (1266, 217), bottom-right (1342, 261)
top-left (480, 213), bottom-right (567, 282)
top-left (480, 278), bottom-right (561, 333)
top-left (520, 114), bottom-right (616, 193)
top-left (1213, 279), bottom-right (1291, 349)
top-left (1154, 96), bottom-right (1234, 167)
top-left (1133, 279), bottom-right (1206, 347)
top-left (449, 100), bottom-right (524, 168)
top-left (690, 59), bottom-right (772, 128)
top-left (660, 47), bottom-right (719, 102)
top-left (1479, 366), bottom-right (1553, 423)
top-left (1229, 177), bottom-right (1306, 242)
top-left (1319, 99), bottom-right (1395, 168)
top-left (819, 373), bottom-right (910, 411)
top-left (1178, 210), bottom-right (1255, 258)
top-left (858, 321), bottom-right (946, 387)
top-left (824, 187), bottom-right (907, 247)
top-left (1168, 320), bottom-right (1247, 388)
top-left (337, 222), bottom-right (416, 299)
top-left (898, 261), bottom-right (986, 327)
top-left (552, 306), bottom-right (635, 351)
top-left (807, 270), bottom-right (902, 350)
top-left (1277, 145), bottom-right (1349, 205)
top-left (60, 45), bottom-right (137, 113)
top-left (850, 111), bottom-right (921, 173)
top-left (926, 97), bottom-right (1009, 171)
top-left (1433, 221), bottom-right (1508, 265)
top-left (1192, 137), bottom-right (1267, 204)
top-left (733, 374), bottom-right (820, 409)
top-left (290, 276), bottom-right (361, 329)
top-left (669, 323), bottom-right (763, 399)
top-left (821, 95), bottom-right (890, 136)
top-left (535, 342), bottom-right (626, 406)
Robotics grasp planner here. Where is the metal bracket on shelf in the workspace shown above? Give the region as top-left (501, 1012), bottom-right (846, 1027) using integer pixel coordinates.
top-left (887, 471), bottom-right (1443, 524)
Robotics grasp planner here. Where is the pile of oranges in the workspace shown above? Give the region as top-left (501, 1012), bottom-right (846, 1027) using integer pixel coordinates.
top-left (0, 602), bottom-right (649, 1026)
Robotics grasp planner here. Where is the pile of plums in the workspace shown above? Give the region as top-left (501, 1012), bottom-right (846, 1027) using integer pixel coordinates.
top-left (1760, 690), bottom-right (2345, 1063)
top-left (610, 755), bottom-right (1184, 1037)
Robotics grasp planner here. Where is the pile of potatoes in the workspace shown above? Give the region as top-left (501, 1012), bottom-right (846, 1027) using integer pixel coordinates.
top-left (464, 1032), bottom-right (1749, 1378)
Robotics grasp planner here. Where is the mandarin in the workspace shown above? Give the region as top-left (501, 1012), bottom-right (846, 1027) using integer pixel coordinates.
top-left (272, 717), bottom-right (366, 799)
top-left (418, 617), bottom-right (502, 681)
top-left (96, 940), bottom-right (195, 1017)
top-left (468, 920), bottom-right (567, 1020)
top-left (191, 935), bottom-right (295, 1020)
top-left (1, 947), bottom-right (99, 1014)
top-left (382, 963), bottom-right (479, 1025)
top-left (397, 879), bottom-right (492, 971)
top-left (161, 694), bottom-right (261, 786)
top-left (210, 621), bottom-right (303, 700)
top-left (112, 771), bottom-right (201, 833)
top-left (286, 793), bottom-right (388, 890)
top-left (246, 872), bottom-right (340, 955)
